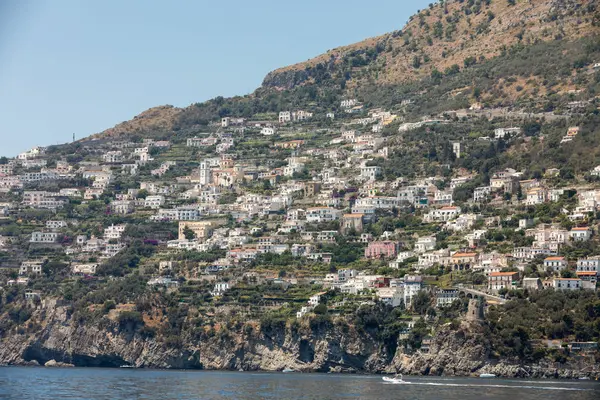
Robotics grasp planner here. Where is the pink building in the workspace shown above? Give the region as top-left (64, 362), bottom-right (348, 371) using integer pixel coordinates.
top-left (365, 241), bottom-right (398, 259)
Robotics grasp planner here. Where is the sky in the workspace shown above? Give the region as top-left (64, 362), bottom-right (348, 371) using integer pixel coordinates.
top-left (0, 0), bottom-right (430, 157)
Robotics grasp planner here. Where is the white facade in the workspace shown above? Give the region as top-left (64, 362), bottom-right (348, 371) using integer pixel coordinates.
top-left (360, 166), bottom-right (382, 180)
top-left (473, 186), bottom-right (492, 202)
top-left (414, 236), bottom-right (436, 253)
top-left (494, 127), bottom-right (521, 139)
top-left (452, 142), bottom-right (461, 158)
top-left (436, 289), bottom-right (459, 307)
top-left (424, 207), bottom-right (461, 222)
top-left (30, 232), bottom-right (58, 243)
top-left (306, 207), bottom-right (341, 223)
top-left (111, 200), bottom-right (134, 214)
top-left (279, 111), bottom-right (291, 123)
top-left (570, 228), bottom-right (591, 242)
top-left (46, 220), bottom-right (67, 229)
top-left (377, 287), bottom-right (403, 307)
top-left (354, 196), bottom-right (399, 210)
top-left (104, 224), bottom-right (126, 240)
top-left (553, 278), bottom-right (582, 291)
top-left (198, 161), bottom-right (212, 185)
top-left (72, 263), bottom-right (99, 274)
top-left (576, 258), bottom-right (600, 275)
top-left (212, 282), bottom-right (230, 296)
top-left (144, 195), bottom-right (165, 209)
top-left (403, 275), bottom-right (423, 308)
top-left (308, 293), bottom-right (323, 306)
top-left (261, 127), bottom-right (276, 136)
top-left (102, 151), bottom-right (123, 163)
top-left (544, 257), bottom-right (567, 272)
top-left (19, 261), bottom-right (43, 275)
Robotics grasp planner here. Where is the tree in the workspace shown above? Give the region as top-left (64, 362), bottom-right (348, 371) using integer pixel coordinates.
top-left (136, 189), bottom-right (149, 199)
top-left (464, 57), bottom-right (477, 68)
top-left (313, 304), bottom-right (328, 315)
top-left (560, 269), bottom-right (575, 279)
top-left (183, 226), bottom-right (196, 241)
top-left (412, 291), bottom-right (432, 315)
top-left (412, 55), bottom-right (422, 69)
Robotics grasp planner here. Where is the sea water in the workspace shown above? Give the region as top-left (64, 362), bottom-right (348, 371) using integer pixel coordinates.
top-left (0, 367), bottom-right (598, 399)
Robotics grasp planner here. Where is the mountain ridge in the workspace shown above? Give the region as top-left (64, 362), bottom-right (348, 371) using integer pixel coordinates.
top-left (262, 0), bottom-right (599, 90)
top-left (89, 0), bottom-right (599, 141)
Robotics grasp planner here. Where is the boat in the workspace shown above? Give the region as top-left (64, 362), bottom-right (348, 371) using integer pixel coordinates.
top-left (382, 374), bottom-right (407, 384)
top-left (282, 368), bottom-right (295, 373)
top-left (479, 373), bottom-right (496, 378)
top-left (119, 365), bottom-right (135, 368)
top-left (578, 377), bottom-right (590, 380)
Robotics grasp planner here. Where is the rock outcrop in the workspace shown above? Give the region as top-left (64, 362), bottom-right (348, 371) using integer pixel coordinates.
top-left (1, 301), bottom-right (598, 379)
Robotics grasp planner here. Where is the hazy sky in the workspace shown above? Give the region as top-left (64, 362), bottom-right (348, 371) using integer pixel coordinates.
top-left (0, 0), bottom-right (430, 157)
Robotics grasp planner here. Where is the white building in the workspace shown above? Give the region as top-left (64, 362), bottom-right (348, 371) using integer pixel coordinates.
top-left (306, 207), bottom-right (341, 223)
top-left (354, 196), bottom-right (399, 211)
top-left (543, 256), bottom-right (567, 272)
top-left (473, 186), bottom-right (492, 202)
top-left (452, 142), bottom-right (461, 159)
top-left (308, 292), bottom-right (325, 306)
top-left (30, 232), bottom-right (58, 243)
top-left (436, 288), bottom-right (459, 307)
top-left (569, 227), bottom-right (591, 242)
top-left (279, 111), bottom-right (291, 123)
top-left (377, 287), bottom-right (403, 307)
top-left (424, 206), bottom-right (461, 222)
top-left (341, 99), bottom-right (357, 109)
top-left (261, 127), bottom-right (276, 136)
top-left (19, 261), bottom-right (43, 275)
top-left (389, 251), bottom-right (415, 269)
top-left (111, 200), bottom-right (135, 215)
top-left (494, 127), bottom-right (521, 139)
top-left (104, 224), bottom-right (126, 240)
top-left (46, 220), bottom-right (67, 230)
top-left (576, 258), bottom-right (600, 276)
top-left (102, 151), bottom-right (123, 163)
top-left (198, 161), bottom-right (212, 186)
top-left (433, 191), bottom-right (453, 205)
top-left (403, 275), bottom-right (423, 308)
top-left (144, 195), bottom-right (165, 209)
top-left (72, 263), bottom-right (99, 275)
top-left (104, 243), bottom-right (126, 258)
top-left (211, 282), bottom-right (230, 296)
top-left (414, 236), bottom-right (436, 253)
top-left (360, 166), bottom-right (382, 180)
top-left (553, 278), bottom-right (582, 291)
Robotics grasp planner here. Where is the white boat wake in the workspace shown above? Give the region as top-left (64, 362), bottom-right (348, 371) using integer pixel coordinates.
top-left (383, 381), bottom-right (591, 391)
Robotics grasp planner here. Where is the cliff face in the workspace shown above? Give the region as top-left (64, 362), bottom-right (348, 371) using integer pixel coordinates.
top-left (1, 301), bottom-right (598, 378)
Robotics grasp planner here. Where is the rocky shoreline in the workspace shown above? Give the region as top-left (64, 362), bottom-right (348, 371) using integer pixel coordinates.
top-left (0, 302), bottom-right (598, 380)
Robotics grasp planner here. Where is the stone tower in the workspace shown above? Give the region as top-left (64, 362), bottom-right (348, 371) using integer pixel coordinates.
top-left (466, 298), bottom-right (484, 322)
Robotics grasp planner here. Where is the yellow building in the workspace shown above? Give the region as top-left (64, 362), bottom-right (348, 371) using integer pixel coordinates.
top-left (178, 221), bottom-right (217, 240)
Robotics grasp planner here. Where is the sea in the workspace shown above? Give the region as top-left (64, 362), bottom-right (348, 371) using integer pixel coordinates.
top-left (0, 367), bottom-right (599, 400)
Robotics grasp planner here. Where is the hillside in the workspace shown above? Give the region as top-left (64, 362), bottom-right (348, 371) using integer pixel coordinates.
top-left (90, 0), bottom-right (600, 142)
top-left (3, 0), bottom-right (600, 377)
top-left (262, 0), bottom-right (599, 90)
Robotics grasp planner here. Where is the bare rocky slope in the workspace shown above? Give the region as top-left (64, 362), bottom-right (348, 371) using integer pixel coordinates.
top-left (262, 0), bottom-right (599, 90)
top-left (1, 300), bottom-right (597, 378)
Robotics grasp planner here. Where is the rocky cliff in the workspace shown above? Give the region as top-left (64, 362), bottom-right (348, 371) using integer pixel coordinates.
top-left (1, 300), bottom-right (598, 379)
